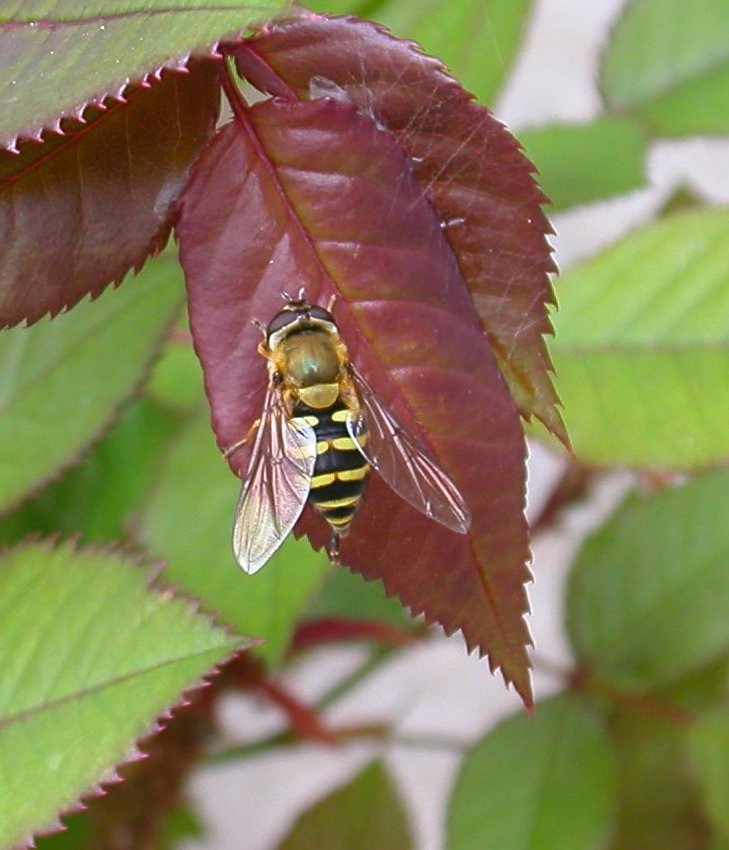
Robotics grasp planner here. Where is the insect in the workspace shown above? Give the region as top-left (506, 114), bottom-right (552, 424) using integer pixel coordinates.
top-left (225, 291), bottom-right (471, 573)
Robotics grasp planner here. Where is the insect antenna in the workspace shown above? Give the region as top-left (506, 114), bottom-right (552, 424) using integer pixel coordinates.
top-left (282, 287), bottom-right (307, 304)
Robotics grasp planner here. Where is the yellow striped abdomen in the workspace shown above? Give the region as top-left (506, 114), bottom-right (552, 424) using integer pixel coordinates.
top-left (292, 400), bottom-right (369, 536)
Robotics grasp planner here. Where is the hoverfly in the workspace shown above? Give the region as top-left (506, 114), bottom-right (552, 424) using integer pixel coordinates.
top-left (225, 291), bottom-right (471, 573)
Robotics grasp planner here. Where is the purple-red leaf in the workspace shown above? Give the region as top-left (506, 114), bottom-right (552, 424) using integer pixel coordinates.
top-left (234, 15), bottom-right (565, 445)
top-left (178, 95), bottom-right (532, 704)
top-left (0, 62), bottom-right (220, 328)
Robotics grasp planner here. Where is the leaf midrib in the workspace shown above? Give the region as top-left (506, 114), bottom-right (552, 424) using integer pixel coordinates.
top-left (0, 643), bottom-right (234, 731)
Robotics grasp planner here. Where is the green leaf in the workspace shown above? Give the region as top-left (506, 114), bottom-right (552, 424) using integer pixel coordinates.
top-left (519, 117), bottom-right (647, 210)
top-left (0, 540), bottom-right (248, 850)
top-left (33, 812), bottom-right (89, 850)
top-left (0, 0), bottom-right (285, 148)
top-left (372, 0), bottom-right (532, 105)
top-left (306, 566), bottom-right (412, 629)
top-left (600, 0), bottom-right (729, 135)
top-left (138, 409), bottom-right (330, 666)
top-left (567, 469), bottom-right (729, 692)
top-left (447, 695), bottom-right (616, 850)
top-left (298, 0), bottom-right (364, 13)
top-left (690, 707), bottom-right (729, 843)
top-left (276, 760), bottom-right (412, 850)
top-left (0, 254), bottom-right (183, 513)
top-left (0, 398), bottom-right (181, 546)
top-left (146, 328), bottom-right (205, 413)
top-left (551, 207), bottom-right (729, 468)
top-left (160, 804), bottom-right (206, 849)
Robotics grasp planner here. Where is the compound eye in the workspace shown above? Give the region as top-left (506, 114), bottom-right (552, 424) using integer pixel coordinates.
top-left (266, 309), bottom-right (299, 336)
top-left (308, 305), bottom-right (334, 323)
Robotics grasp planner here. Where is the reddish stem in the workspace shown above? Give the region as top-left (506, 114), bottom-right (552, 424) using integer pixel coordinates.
top-left (292, 617), bottom-right (421, 651)
top-left (219, 60), bottom-right (250, 124)
top-left (230, 42), bottom-right (298, 100)
top-left (256, 677), bottom-right (339, 744)
top-left (168, 326), bottom-right (193, 345)
top-left (531, 460), bottom-right (593, 532)
top-left (226, 656), bottom-right (339, 744)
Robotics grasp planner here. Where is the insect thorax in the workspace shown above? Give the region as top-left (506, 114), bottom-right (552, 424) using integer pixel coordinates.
top-left (273, 328), bottom-right (344, 409)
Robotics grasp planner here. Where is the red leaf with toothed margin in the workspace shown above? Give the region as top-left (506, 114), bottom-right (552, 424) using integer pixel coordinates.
top-left (233, 14), bottom-right (565, 445)
top-left (177, 95), bottom-right (533, 705)
top-left (0, 62), bottom-right (219, 328)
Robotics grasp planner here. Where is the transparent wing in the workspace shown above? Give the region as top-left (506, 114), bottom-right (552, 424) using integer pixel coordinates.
top-left (233, 382), bottom-right (316, 574)
top-left (347, 366), bottom-right (471, 534)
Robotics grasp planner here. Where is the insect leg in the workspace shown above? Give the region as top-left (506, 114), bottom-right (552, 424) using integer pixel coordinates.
top-left (327, 531), bottom-right (341, 566)
top-left (250, 318), bottom-right (267, 338)
top-left (221, 419), bottom-right (260, 460)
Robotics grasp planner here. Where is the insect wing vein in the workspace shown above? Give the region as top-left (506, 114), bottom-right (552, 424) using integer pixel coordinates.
top-left (233, 384), bottom-right (316, 573)
top-left (347, 367), bottom-right (471, 534)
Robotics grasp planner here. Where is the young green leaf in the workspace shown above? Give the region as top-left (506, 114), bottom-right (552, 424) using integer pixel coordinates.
top-left (0, 255), bottom-right (183, 514)
top-left (551, 207), bottom-right (729, 468)
top-left (601, 0), bottom-right (729, 135)
top-left (276, 761), bottom-right (412, 850)
top-left (0, 1), bottom-right (283, 150)
top-left (177, 94), bottom-right (533, 704)
top-left (235, 14), bottom-right (564, 444)
top-left (567, 470), bottom-right (729, 692)
top-left (519, 117), bottom-right (647, 210)
top-left (138, 409), bottom-right (331, 667)
top-left (0, 64), bottom-right (218, 328)
top-left (447, 695), bottom-right (617, 850)
top-left (0, 540), bottom-right (250, 850)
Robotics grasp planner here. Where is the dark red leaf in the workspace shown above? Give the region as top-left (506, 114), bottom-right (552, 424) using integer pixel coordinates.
top-left (0, 61), bottom-right (220, 328)
top-left (177, 94), bottom-right (532, 705)
top-left (233, 15), bottom-right (566, 445)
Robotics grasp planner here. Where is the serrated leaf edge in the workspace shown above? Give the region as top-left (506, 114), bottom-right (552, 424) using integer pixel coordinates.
top-left (1, 46), bottom-right (223, 154)
top-left (238, 13), bottom-right (566, 446)
top-left (0, 536), bottom-right (253, 850)
top-left (295, 529), bottom-right (533, 705)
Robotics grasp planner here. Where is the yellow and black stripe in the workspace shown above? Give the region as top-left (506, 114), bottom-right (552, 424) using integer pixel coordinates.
top-left (293, 400), bottom-right (369, 536)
